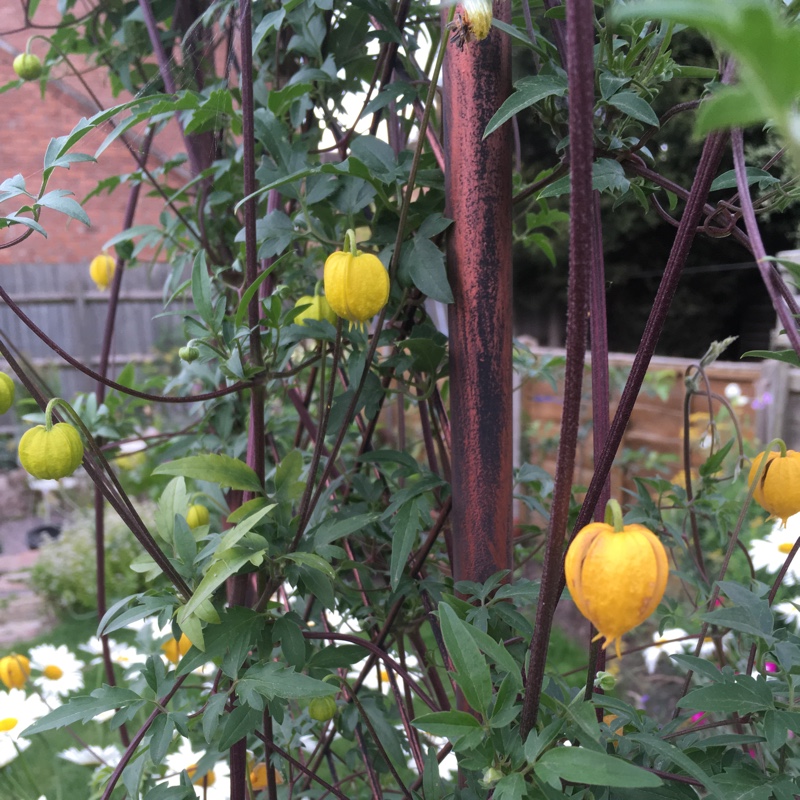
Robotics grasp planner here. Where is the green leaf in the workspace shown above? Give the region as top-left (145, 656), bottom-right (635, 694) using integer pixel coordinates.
top-left (283, 552), bottom-right (336, 581)
top-left (23, 686), bottom-right (144, 735)
top-left (678, 676), bottom-right (775, 714)
top-left (226, 497), bottom-right (272, 524)
top-left (389, 498), bottom-right (423, 589)
top-left (702, 582), bottom-right (774, 642)
top-left (406, 236), bottom-right (453, 303)
top-left (236, 662), bottom-right (336, 708)
top-left (153, 455), bottom-right (264, 493)
top-left (694, 84), bottom-right (766, 136)
top-left (494, 773), bottom-right (527, 800)
top-left (625, 733), bottom-right (724, 799)
top-left (177, 607), bottom-right (263, 677)
top-left (191, 250), bottom-right (214, 329)
top-left (233, 253), bottom-right (287, 329)
top-left (411, 710), bottom-right (482, 741)
top-left (350, 135), bottom-right (397, 182)
top-left (37, 189), bottom-right (91, 226)
top-left (438, 603), bottom-right (492, 717)
top-left (483, 74), bottom-right (568, 139)
top-left (312, 513), bottom-right (379, 548)
top-left (710, 167), bottom-right (780, 192)
top-left (539, 159), bottom-right (629, 199)
top-left (361, 81), bottom-right (417, 116)
top-left (742, 349), bottom-right (800, 367)
top-left (178, 546), bottom-right (264, 622)
top-left (536, 747), bottom-right (662, 788)
top-left (253, 8), bottom-right (286, 50)
top-left (607, 91), bottom-right (660, 127)
top-left (215, 504), bottom-right (276, 552)
top-left (308, 644), bottom-right (367, 669)
top-left (148, 713), bottom-right (174, 765)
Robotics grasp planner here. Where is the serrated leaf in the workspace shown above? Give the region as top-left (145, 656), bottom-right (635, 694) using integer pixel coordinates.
top-left (23, 687), bottom-right (144, 735)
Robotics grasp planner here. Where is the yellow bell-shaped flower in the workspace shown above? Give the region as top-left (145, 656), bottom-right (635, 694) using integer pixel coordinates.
top-left (564, 500), bottom-right (669, 658)
top-left (324, 229), bottom-right (389, 325)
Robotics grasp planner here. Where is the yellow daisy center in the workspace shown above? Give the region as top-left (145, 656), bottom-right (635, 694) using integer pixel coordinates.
top-left (0, 717), bottom-right (18, 732)
top-left (779, 542), bottom-right (794, 554)
top-left (44, 664), bottom-right (64, 680)
top-left (379, 669), bottom-right (390, 682)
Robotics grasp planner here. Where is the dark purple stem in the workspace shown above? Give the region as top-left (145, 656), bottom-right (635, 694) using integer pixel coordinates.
top-left (571, 129), bottom-right (729, 542)
top-left (92, 132), bottom-right (153, 751)
top-left (584, 192), bottom-right (610, 694)
top-left (731, 128), bottom-right (800, 357)
top-left (137, 0), bottom-right (206, 178)
top-left (0, 285), bottom-right (252, 403)
top-left (519, 0), bottom-right (594, 738)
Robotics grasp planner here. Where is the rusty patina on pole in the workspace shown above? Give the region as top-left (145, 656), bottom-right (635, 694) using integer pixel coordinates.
top-left (444, 2), bottom-right (513, 585)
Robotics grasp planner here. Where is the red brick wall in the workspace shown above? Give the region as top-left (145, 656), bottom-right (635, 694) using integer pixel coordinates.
top-left (0, 11), bottom-right (187, 266)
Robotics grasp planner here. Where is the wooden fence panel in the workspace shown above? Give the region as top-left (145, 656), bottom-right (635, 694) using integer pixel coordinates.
top-left (0, 262), bottom-right (183, 427)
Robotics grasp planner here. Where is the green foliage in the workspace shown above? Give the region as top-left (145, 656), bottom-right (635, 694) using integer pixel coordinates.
top-left (4, 0), bottom-right (800, 799)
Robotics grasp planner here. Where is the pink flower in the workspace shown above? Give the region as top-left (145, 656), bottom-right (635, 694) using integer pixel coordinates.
top-left (690, 711), bottom-right (705, 723)
top-left (764, 661), bottom-right (778, 673)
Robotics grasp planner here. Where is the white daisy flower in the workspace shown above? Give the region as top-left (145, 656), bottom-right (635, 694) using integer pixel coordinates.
top-left (323, 607), bottom-right (364, 634)
top-left (641, 628), bottom-right (691, 674)
top-left (0, 688), bottom-right (49, 767)
top-left (775, 598), bottom-right (800, 629)
top-left (642, 629), bottom-right (723, 673)
top-left (29, 644), bottom-right (85, 699)
top-left (58, 744), bottom-right (122, 767)
top-left (80, 637), bottom-right (146, 671)
top-left (749, 517), bottom-right (800, 583)
top-left (162, 739), bottom-right (229, 800)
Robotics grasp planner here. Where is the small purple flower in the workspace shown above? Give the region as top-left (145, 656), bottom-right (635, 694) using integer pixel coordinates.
top-left (690, 711), bottom-right (705, 723)
top-left (764, 661), bottom-right (778, 673)
top-left (752, 392), bottom-right (774, 410)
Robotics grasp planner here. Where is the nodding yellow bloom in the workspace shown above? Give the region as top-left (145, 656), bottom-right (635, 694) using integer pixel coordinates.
top-left (161, 633), bottom-right (193, 665)
top-left (0, 654), bottom-right (30, 690)
top-left (89, 253), bottom-right (116, 290)
top-left (324, 229), bottom-right (389, 327)
top-left (564, 501), bottom-right (668, 659)
top-left (749, 449), bottom-right (800, 526)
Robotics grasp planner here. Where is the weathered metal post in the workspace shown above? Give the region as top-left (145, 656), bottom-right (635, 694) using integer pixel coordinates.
top-left (444, 1), bottom-right (513, 585)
